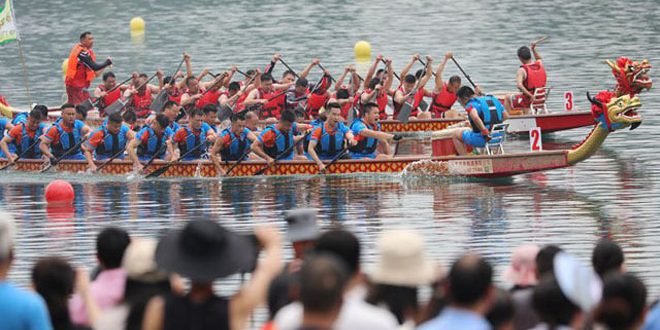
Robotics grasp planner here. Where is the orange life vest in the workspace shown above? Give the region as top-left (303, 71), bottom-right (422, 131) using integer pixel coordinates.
top-left (65, 44), bottom-right (97, 88)
top-left (430, 82), bottom-right (457, 117)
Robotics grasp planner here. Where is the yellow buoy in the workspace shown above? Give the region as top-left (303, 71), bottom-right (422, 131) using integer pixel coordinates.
top-left (354, 40), bottom-right (371, 59)
top-left (61, 59), bottom-right (68, 76)
top-left (130, 17), bottom-right (145, 33)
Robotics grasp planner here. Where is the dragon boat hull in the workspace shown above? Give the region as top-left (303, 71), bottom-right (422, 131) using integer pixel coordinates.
top-left (0, 151), bottom-right (570, 178)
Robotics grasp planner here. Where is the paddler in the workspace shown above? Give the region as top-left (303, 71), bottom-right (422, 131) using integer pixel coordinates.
top-left (244, 110), bottom-right (260, 132)
top-left (252, 110), bottom-right (307, 163)
top-left (209, 113), bottom-right (266, 175)
top-left (349, 103), bottom-right (399, 159)
top-left (11, 105), bottom-right (49, 126)
top-left (127, 113), bottom-right (174, 171)
top-left (307, 103), bottom-right (357, 172)
top-left (243, 73), bottom-right (293, 120)
top-left (194, 70), bottom-right (231, 109)
top-left (171, 108), bottom-right (216, 161)
top-left (40, 103), bottom-right (92, 161)
top-left (303, 71), bottom-right (334, 119)
top-left (124, 72), bottom-right (163, 118)
top-left (65, 32), bottom-right (113, 105)
top-left (180, 70), bottom-right (227, 112)
top-left (82, 112), bottom-right (135, 172)
top-left (425, 52), bottom-right (462, 118)
top-left (358, 56), bottom-right (394, 119)
top-left (93, 71), bottom-right (130, 116)
top-left (0, 109), bottom-right (43, 162)
top-left (504, 41), bottom-right (547, 114)
top-left (392, 54), bottom-right (433, 120)
top-left (201, 104), bottom-right (219, 133)
top-left (453, 86), bottom-right (509, 155)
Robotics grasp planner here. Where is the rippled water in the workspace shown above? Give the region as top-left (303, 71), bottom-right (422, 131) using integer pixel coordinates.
top-left (1, 0), bottom-right (659, 307)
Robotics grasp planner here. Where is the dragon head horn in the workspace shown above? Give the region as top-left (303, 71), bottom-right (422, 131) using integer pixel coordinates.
top-left (605, 59), bottom-right (619, 71)
top-left (586, 92), bottom-right (603, 108)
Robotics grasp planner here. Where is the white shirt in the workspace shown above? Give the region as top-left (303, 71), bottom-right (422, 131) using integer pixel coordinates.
top-left (274, 285), bottom-right (399, 330)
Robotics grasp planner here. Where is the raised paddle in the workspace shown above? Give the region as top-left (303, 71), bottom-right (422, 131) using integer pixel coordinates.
top-left (0, 137), bottom-right (42, 171)
top-left (40, 136), bottom-right (89, 173)
top-left (380, 59), bottom-right (401, 81)
top-left (151, 57), bottom-right (187, 113)
top-left (218, 72), bottom-right (258, 120)
top-left (223, 146), bottom-right (253, 176)
top-left (450, 57), bottom-right (477, 89)
top-left (316, 63), bottom-right (335, 82)
top-left (145, 141), bottom-right (210, 178)
top-left (235, 69), bottom-right (250, 77)
top-left (94, 147), bottom-right (127, 173)
top-left (417, 58), bottom-right (436, 77)
top-left (78, 76), bottom-right (133, 113)
top-left (254, 131), bottom-right (312, 175)
top-left (279, 58), bottom-right (300, 78)
top-left (105, 73), bottom-right (158, 115)
top-left (396, 75), bottom-right (426, 124)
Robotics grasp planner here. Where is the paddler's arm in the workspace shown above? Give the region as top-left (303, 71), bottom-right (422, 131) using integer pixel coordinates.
top-left (209, 138), bottom-right (226, 176)
top-left (39, 127), bottom-right (57, 160)
top-left (273, 82), bottom-right (294, 91)
top-left (250, 140), bottom-right (274, 165)
top-left (363, 55), bottom-right (383, 89)
top-left (243, 89), bottom-right (262, 106)
top-left (516, 68), bottom-right (534, 99)
top-left (335, 67), bottom-right (349, 92)
top-left (299, 59), bottom-right (319, 79)
top-left (359, 129), bottom-right (394, 143)
top-left (468, 109), bottom-right (490, 136)
top-left (93, 86), bottom-right (106, 98)
top-left (400, 54), bottom-right (420, 80)
top-left (350, 66), bottom-right (361, 94)
top-left (154, 70), bottom-right (164, 91)
top-left (183, 52), bottom-right (193, 79)
top-left (126, 138), bottom-right (143, 171)
top-left (393, 89), bottom-right (406, 104)
top-left (383, 59), bottom-right (394, 92)
top-left (344, 131), bottom-right (358, 147)
top-left (307, 139), bottom-right (325, 173)
top-left (265, 53), bottom-right (280, 75)
top-left (0, 102), bottom-right (16, 118)
top-left (435, 52), bottom-right (452, 92)
top-left (0, 136), bottom-right (16, 162)
top-left (164, 139), bottom-right (174, 162)
top-left (78, 51), bottom-right (112, 72)
top-left (196, 68), bottom-right (210, 82)
top-left (81, 124), bottom-right (92, 138)
top-left (82, 144), bottom-right (97, 172)
top-left (418, 56), bottom-right (434, 88)
top-left (531, 42), bottom-right (542, 61)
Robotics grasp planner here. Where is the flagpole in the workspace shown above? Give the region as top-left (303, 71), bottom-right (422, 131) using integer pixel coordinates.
top-left (16, 39), bottom-right (33, 106)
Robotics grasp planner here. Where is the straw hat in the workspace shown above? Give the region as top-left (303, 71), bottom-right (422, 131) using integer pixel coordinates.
top-left (155, 220), bottom-right (256, 282)
top-left (122, 238), bottom-right (168, 283)
top-left (370, 229), bottom-right (434, 287)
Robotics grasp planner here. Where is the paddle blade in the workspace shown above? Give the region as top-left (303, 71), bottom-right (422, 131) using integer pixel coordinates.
top-left (253, 165), bottom-right (269, 176)
top-left (150, 91), bottom-right (169, 113)
top-left (419, 100), bottom-right (429, 112)
top-left (145, 164), bottom-right (170, 178)
top-left (347, 106), bottom-right (356, 123)
top-left (396, 102), bottom-right (413, 124)
top-left (78, 99), bottom-right (95, 112)
top-left (105, 99), bottom-right (126, 115)
top-left (218, 105), bottom-right (233, 122)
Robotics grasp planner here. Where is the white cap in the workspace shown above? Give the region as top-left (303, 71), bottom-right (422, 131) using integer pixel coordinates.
top-left (0, 210), bottom-right (16, 261)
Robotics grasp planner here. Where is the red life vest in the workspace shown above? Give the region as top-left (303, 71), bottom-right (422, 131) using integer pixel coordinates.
top-left (430, 82), bottom-right (457, 118)
top-left (353, 89), bottom-right (389, 119)
top-left (131, 88), bottom-right (152, 118)
top-left (307, 92), bottom-right (329, 118)
top-left (522, 61), bottom-right (547, 92)
top-left (97, 84), bottom-right (121, 112)
top-left (196, 89), bottom-right (224, 109)
top-left (393, 86), bottom-right (424, 118)
top-left (258, 88), bottom-right (282, 119)
top-left (168, 87), bottom-right (183, 105)
top-left (340, 101), bottom-right (353, 119)
top-left (65, 44), bottom-right (97, 88)
top-left (0, 94), bottom-right (9, 107)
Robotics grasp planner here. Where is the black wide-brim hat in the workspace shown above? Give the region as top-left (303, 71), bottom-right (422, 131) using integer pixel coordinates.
top-left (155, 219), bottom-right (257, 283)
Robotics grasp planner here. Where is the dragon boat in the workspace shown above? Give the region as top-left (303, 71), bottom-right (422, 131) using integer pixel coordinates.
top-left (0, 92), bottom-right (644, 179)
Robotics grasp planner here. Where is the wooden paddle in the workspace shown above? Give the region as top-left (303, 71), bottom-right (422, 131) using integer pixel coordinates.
top-left (140, 143), bottom-right (169, 174)
top-left (151, 57), bottom-right (187, 113)
top-left (396, 76), bottom-right (425, 124)
top-left (40, 136), bottom-right (89, 173)
top-left (253, 130), bottom-right (312, 175)
top-left (78, 76), bottom-right (133, 113)
top-left (316, 63), bottom-right (335, 82)
top-left (224, 146), bottom-right (253, 176)
top-left (380, 59), bottom-right (401, 81)
top-left (279, 58), bottom-right (300, 78)
top-left (450, 57), bottom-right (477, 89)
top-left (145, 141), bottom-right (209, 178)
top-left (105, 73), bottom-right (158, 115)
top-left (218, 73), bottom-right (258, 120)
top-left (94, 147), bottom-right (127, 173)
top-left (0, 137), bottom-right (42, 171)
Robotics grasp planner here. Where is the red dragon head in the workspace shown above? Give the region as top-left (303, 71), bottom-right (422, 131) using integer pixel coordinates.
top-left (606, 57), bottom-right (652, 97)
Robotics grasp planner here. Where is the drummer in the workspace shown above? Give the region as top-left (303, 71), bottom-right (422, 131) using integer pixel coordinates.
top-left (452, 86), bottom-right (508, 155)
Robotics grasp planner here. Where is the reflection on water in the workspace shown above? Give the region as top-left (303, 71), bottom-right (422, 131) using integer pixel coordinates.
top-left (0, 0), bottom-right (659, 307)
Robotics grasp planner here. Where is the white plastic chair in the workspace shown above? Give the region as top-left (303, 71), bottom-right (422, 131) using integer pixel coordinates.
top-left (485, 123), bottom-right (509, 155)
top-left (529, 87), bottom-right (550, 114)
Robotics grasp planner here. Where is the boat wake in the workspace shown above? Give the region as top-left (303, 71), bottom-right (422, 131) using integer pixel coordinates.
top-left (401, 159), bottom-right (450, 177)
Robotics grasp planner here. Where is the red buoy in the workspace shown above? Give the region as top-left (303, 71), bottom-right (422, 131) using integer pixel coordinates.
top-left (45, 180), bottom-right (75, 203)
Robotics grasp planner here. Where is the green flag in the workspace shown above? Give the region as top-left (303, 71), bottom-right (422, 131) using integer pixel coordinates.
top-left (0, 0), bottom-right (18, 45)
